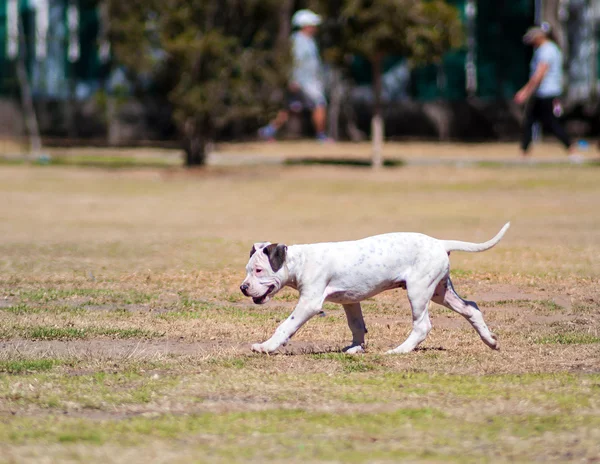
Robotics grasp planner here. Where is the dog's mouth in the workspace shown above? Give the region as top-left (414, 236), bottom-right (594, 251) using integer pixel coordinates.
top-left (252, 285), bottom-right (276, 305)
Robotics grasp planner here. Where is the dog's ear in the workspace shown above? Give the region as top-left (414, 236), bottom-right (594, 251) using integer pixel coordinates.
top-left (250, 242), bottom-right (271, 258)
top-left (263, 243), bottom-right (287, 272)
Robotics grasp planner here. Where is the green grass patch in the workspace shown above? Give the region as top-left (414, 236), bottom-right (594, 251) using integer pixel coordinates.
top-left (159, 296), bottom-right (278, 321)
top-left (1, 303), bottom-right (40, 314)
top-left (272, 291), bottom-right (298, 302)
top-left (18, 288), bottom-right (156, 305)
top-left (159, 303), bottom-right (283, 323)
top-left (317, 371), bottom-right (600, 408)
top-left (536, 332), bottom-right (600, 345)
top-left (0, 358), bottom-right (58, 374)
top-left (310, 352), bottom-right (378, 373)
top-left (93, 327), bottom-right (162, 338)
top-left (449, 268), bottom-right (474, 278)
top-left (481, 299), bottom-right (563, 311)
top-left (1, 364), bottom-right (179, 409)
top-left (36, 154), bottom-right (178, 169)
top-left (57, 429), bottom-right (104, 444)
top-left (0, 408), bottom-right (447, 445)
top-left (208, 356), bottom-right (248, 369)
top-left (1, 407), bottom-right (599, 462)
top-left (27, 327), bottom-right (88, 340)
top-left (1, 365), bottom-right (598, 462)
top-left (19, 326), bottom-right (162, 340)
top-left (0, 156), bottom-right (27, 166)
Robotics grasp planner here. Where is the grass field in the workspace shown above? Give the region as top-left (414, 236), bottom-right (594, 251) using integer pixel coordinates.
top-left (1, 144), bottom-right (599, 463)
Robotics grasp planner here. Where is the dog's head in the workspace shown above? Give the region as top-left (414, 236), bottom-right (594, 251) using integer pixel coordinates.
top-left (240, 242), bottom-right (288, 304)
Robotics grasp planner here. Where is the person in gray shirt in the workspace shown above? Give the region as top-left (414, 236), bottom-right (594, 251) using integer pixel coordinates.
top-left (514, 25), bottom-right (582, 162)
top-left (258, 9), bottom-right (331, 143)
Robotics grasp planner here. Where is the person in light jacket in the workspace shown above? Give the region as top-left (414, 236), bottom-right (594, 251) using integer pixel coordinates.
top-left (259, 9), bottom-right (331, 142)
top-left (514, 25), bottom-right (583, 163)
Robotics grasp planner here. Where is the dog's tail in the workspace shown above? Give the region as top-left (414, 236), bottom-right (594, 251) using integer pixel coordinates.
top-left (443, 222), bottom-right (510, 253)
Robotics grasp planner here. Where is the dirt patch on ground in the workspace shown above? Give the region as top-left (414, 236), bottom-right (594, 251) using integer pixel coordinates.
top-left (470, 283), bottom-right (573, 309)
top-left (0, 298), bottom-right (16, 308)
top-left (0, 338), bottom-right (343, 358)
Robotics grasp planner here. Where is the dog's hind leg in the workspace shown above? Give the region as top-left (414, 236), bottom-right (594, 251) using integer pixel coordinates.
top-left (386, 281), bottom-right (435, 354)
top-left (431, 277), bottom-right (499, 350)
top-left (342, 303), bottom-right (367, 354)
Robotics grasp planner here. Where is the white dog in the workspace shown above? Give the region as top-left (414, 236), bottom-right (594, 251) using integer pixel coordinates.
top-left (240, 223), bottom-right (510, 354)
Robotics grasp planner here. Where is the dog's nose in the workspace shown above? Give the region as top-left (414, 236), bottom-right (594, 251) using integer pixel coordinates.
top-left (240, 283), bottom-right (249, 295)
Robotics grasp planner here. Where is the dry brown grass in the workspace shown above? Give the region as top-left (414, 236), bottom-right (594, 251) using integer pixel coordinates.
top-left (1, 153), bottom-right (599, 463)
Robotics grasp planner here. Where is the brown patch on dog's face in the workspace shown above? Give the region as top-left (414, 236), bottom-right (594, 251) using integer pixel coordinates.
top-left (263, 243), bottom-right (287, 272)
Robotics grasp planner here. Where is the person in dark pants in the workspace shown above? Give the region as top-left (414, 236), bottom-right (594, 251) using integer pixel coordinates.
top-left (514, 25), bottom-right (583, 163)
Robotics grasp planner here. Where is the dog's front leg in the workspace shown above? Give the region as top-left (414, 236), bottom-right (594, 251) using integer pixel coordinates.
top-left (252, 299), bottom-right (323, 354)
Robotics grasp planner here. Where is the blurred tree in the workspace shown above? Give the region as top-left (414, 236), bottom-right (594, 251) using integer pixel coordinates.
top-left (109, 0), bottom-right (290, 166)
top-left (312, 0), bottom-right (464, 168)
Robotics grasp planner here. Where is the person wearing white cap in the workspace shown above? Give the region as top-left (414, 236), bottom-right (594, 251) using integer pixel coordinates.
top-left (259, 9), bottom-right (331, 142)
top-left (514, 23), bottom-right (582, 163)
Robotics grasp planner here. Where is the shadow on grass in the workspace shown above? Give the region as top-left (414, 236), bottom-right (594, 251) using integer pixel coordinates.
top-left (285, 158), bottom-right (406, 168)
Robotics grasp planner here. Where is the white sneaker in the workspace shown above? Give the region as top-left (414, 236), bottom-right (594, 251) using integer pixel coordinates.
top-left (568, 153), bottom-right (585, 164)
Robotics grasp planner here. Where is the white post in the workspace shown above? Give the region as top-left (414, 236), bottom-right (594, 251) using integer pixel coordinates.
top-left (371, 55), bottom-right (384, 169)
top-left (371, 114), bottom-right (384, 169)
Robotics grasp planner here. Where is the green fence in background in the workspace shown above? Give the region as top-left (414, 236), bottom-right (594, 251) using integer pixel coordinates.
top-left (412, 0), bottom-right (535, 100)
top-left (0, 0), bottom-right (103, 98)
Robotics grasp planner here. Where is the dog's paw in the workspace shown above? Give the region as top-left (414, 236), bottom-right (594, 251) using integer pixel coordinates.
top-left (251, 343), bottom-right (274, 354)
top-left (385, 347), bottom-right (411, 355)
top-left (488, 332), bottom-right (500, 351)
top-left (343, 344), bottom-right (365, 355)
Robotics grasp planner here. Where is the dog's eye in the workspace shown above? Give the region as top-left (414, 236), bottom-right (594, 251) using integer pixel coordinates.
top-left (255, 269), bottom-right (262, 274)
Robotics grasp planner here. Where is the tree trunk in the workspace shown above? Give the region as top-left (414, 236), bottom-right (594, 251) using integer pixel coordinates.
top-left (16, 16), bottom-right (42, 155)
top-left (277, 0), bottom-right (293, 51)
top-left (328, 68), bottom-right (342, 141)
top-left (183, 134), bottom-right (207, 166)
top-left (371, 55), bottom-right (384, 169)
top-left (541, 0), bottom-right (564, 49)
top-left (67, 66), bottom-right (77, 139)
top-left (182, 117), bottom-right (209, 166)
top-left (107, 96), bottom-right (119, 146)
top-left (98, 0), bottom-right (114, 144)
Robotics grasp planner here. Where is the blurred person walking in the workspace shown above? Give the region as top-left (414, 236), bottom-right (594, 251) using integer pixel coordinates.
top-left (258, 9), bottom-right (331, 143)
top-left (514, 24), bottom-right (583, 163)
